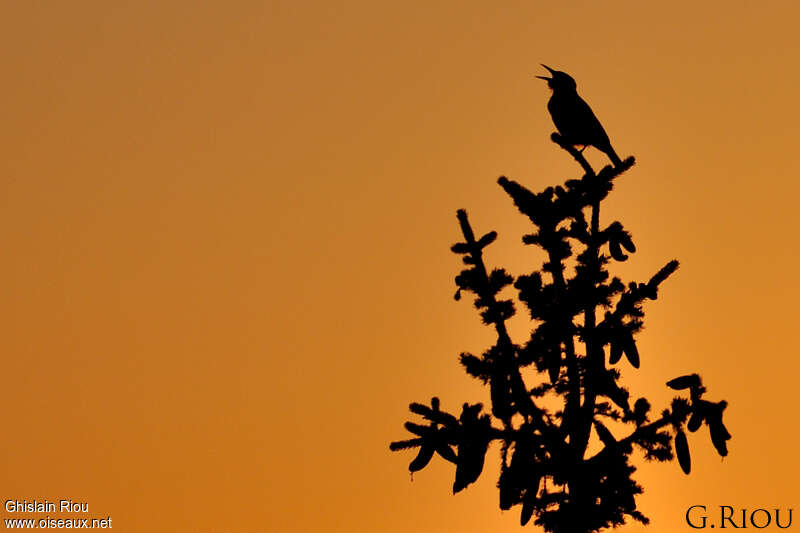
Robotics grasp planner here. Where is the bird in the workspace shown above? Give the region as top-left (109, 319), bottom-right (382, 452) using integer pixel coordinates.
top-left (536, 64), bottom-right (621, 167)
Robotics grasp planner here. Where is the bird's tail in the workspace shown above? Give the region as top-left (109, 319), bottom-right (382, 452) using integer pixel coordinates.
top-left (603, 144), bottom-right (622, 167)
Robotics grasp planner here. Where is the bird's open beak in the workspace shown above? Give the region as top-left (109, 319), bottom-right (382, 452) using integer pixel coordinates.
top-left (536, 64), bottom-right (556, 80)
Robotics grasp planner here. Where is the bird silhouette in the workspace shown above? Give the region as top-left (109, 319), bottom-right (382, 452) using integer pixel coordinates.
top-left (537, 64), bottom-right (621, 167)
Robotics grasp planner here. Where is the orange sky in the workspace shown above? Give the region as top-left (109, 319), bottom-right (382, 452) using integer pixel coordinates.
top-left (0, 1), bottom-right (798, 531)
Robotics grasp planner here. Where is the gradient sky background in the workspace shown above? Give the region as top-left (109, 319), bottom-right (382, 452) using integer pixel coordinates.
top-left (1, 1), bottom-right (798, 531)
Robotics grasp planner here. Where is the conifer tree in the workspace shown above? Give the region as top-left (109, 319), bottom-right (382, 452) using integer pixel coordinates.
top-left (390, 133), bottom-right (731, 533)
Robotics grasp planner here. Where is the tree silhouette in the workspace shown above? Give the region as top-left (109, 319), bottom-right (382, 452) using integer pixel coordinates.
top-left (390, 133), bottom-right (731, 533)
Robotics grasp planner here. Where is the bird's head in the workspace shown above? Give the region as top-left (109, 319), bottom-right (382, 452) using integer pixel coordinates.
top-left (536, 64), bottom-right (577, 91)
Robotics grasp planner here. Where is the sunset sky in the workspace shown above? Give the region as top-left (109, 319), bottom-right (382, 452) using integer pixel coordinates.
top-left (1, 1), bottom-right (798, 531)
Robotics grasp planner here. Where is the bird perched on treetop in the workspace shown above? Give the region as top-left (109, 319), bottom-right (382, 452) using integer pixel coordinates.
top-left (537, 64), bottom-right (622, 167)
